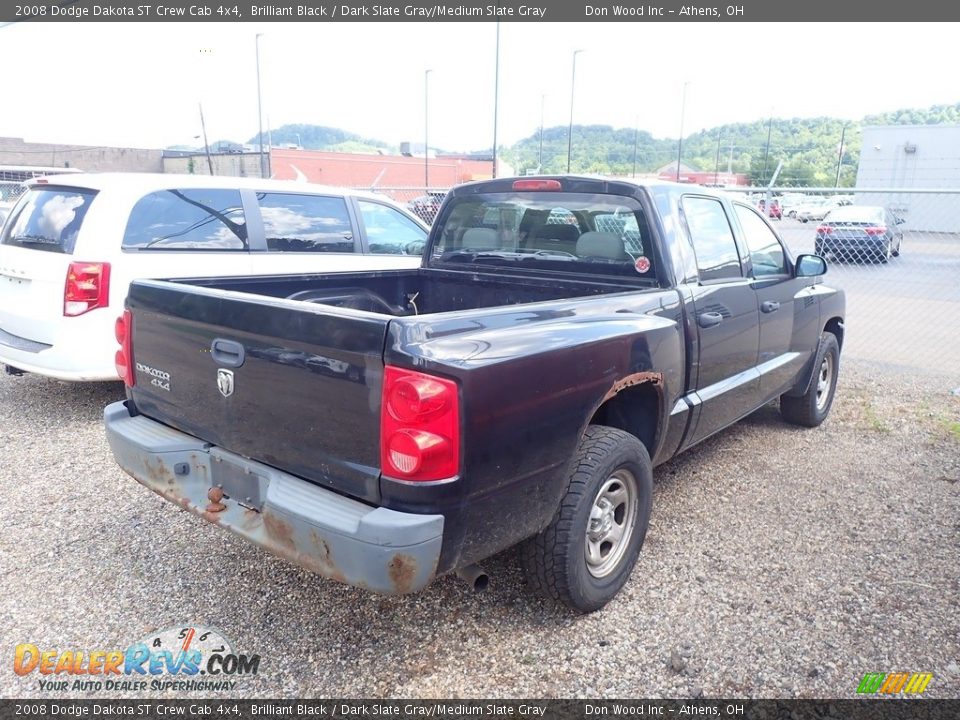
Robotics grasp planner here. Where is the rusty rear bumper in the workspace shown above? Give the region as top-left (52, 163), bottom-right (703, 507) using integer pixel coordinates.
top-left (104, 401), bottom-right (443, 594)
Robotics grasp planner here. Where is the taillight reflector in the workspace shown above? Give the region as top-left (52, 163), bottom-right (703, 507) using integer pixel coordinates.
top-left (512, 179), bottom-right (562, 191)
top-left (114, 310), bottom-right (135, 387)
top-left (816, 226), bottom-right (833, 234)
top-left (64, 262), bottom-right (110, 317)
top-left (865, 226), bottom-right (887, 236)
top-left (381, 366), bottom-right (459, 482)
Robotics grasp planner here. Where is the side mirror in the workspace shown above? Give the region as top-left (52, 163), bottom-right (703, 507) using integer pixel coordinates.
top-left (795, 253), bottom-right (827, 278)
top-left (895, 217), bottom-right (906, 225)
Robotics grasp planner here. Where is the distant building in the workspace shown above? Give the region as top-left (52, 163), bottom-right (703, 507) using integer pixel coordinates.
top-left (855, 124), bottom-right (960, 232)
top-left (656, 161), bottom-right (748, 186)
top-left (0, 136), bottom-right (162, 173)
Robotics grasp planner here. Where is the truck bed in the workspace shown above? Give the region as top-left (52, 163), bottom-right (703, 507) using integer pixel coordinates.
top-left (175, 267), bottom-right (655, 316)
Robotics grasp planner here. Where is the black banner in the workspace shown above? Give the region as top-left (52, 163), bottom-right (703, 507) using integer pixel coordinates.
top-left (1, 0), bottom-right (959, 23)
top-left (1, 700), bottom-right (959, 720)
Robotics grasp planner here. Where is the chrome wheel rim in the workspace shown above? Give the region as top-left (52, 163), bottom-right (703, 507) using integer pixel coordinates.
top-left (815, 352), bottom-right (834, 412)
top-left (585, 470), bottom-right (638, 578)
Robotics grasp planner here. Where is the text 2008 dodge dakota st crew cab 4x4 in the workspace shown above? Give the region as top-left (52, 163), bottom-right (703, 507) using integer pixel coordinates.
top-left (105, 177), bottom-right (845, 612)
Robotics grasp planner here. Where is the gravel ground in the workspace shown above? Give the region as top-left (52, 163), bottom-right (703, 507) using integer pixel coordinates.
top-left (0, 359), bottom-right (957, 700)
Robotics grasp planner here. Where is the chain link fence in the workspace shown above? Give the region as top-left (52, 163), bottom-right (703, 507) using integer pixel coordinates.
top-left (744, 187), bottom-right (959, 374)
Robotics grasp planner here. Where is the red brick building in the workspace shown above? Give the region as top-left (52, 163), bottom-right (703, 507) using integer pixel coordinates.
top-left (269, 148), bottom-right (497, 188)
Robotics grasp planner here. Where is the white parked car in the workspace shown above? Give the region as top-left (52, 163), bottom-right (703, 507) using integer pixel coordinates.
top-left (0, 173), bottom-right (428, 381)
top-left (795, 197), bottom-right (841, 223)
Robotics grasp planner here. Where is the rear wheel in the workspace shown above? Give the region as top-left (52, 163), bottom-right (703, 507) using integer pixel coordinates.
top-left (781, 332), bottom-right (840, 427)
top-left (520, 426), bottom-right (653, 613)
top-left (879, 240), bottom-right (891, 264)
top-left (892, 236), bottom-right (902, 257)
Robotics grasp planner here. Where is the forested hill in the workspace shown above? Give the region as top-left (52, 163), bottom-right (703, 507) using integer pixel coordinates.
top-left (503, 102), bottom-right (960, 186)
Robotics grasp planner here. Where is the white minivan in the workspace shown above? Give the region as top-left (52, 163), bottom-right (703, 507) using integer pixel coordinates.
top-left (0, 173), bottom-right (429, 381)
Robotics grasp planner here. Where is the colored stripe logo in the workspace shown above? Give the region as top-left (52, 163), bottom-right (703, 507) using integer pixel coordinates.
top-left (857, 672), bottom-right (933, 694)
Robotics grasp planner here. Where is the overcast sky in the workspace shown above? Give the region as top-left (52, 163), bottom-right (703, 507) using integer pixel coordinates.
top-left (1, 22), bottom-right (957, 152)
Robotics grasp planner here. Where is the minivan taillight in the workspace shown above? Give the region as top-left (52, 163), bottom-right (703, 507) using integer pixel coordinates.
top-left (64, 262), bottom-right (110, 316)
top-left (864, 226), bottom-right (888, 236)
top-left (114, 310), bottom-right (135, 387)
top-left (381, 366), bottom-right (459, 482)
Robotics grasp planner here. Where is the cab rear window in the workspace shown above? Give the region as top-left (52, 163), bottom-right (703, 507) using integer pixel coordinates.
top-left (0, 186), bottom-right (97, 254)
top-left (430, 192), bottom-right (658, 281)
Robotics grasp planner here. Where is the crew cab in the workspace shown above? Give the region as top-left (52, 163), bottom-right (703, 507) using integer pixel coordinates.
top-left (105, 176), bottom-right (845, 612)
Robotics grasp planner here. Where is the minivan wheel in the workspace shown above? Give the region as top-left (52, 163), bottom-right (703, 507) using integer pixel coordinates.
top-left (520, 425), bottom-right (653, 613)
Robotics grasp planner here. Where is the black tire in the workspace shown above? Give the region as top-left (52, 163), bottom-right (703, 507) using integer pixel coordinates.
top-left (879, 240), bottom-right (891, 264)
top-left (520, 425), bottom-right (653, 613)
top-left (780, 332), bottom-right (840, 427)
top-left (892, 237), bottom-right (901, 257)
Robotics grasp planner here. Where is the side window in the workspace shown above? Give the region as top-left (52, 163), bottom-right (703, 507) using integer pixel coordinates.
top-left (733, 204), bottom-right (787, 277)
top-left (357, 201), bottom-right (427, 255)
top-left (123, 189), bottom-right (247, 250)
top-left (258, 193), bottom-right (355, 253)
top-left (682, 196), bottom-right (742, 281)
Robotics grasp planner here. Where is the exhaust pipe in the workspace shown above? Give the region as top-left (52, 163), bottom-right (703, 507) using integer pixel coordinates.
top-left (456, 564), bottom-right (489, 592)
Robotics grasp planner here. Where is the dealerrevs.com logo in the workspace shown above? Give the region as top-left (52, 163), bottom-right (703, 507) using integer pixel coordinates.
top-left (14, 625), bottom-right (260, 692)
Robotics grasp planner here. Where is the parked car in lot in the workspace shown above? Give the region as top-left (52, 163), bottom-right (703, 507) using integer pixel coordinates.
top-left (795, 197), bottom-right (840, 223)
top-left (407, 191), bottom-right (447, 224)
top-left (815, 205), bottom-right (904, 263)
top-left (0, 173), bottom-right (428, 381)
top-left (757, 198), bottom-right (782, 220)
top-left (106, 176), bottom-right (844, 612)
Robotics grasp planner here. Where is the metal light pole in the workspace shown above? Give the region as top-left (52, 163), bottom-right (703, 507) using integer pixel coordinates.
top-left (567, 49), bottom-right (585, 173)
top-left (676, 81), bottom-right (689, 182)
top-left (295, 132), bottom-right (302, 149)
top-left (632, 115), bottom-right (639, 179)
top-left (762, 110), bottom-right (773, 182)
top-left (538, 94), bottom-right (545, 172)
top-left (714, 128), bottom-right (722, 185)
top-left (424, 68), bottom-right (432, 188)
top-left (835, 124), bottom-right (847, 187)
top-left (255, 33), bottom-right (267, 179)
top-left (492, 22), bottom-right (500, 178)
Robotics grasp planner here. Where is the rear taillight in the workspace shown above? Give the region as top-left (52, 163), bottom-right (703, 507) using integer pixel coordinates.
top-left (865, 226), bottom-right (887, 236)
top-left (114, 310), bottom-right (135, 387)
top-left (816, 226), bottom-right (833, 234)
top-left (64, 262), bottom-right (110, 316)
top-left (381, 366), bottom-right (459, 482)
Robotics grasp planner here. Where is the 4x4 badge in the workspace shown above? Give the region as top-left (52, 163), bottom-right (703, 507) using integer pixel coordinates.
top-left (217, 369), bottom-right (234, 397)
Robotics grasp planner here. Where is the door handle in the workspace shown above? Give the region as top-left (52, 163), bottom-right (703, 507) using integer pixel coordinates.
top-left (761, 301), bottom-right (780, 313)
top-left (210, 338), bottom-right (246, 368)
top-left (698, 312), bottom-right (724, 328)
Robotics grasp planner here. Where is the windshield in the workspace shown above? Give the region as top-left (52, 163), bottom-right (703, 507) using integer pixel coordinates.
top-left (430, 192), bottom-right (658, 282)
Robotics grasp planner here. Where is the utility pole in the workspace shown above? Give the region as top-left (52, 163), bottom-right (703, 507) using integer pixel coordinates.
top-left (835, 124), bottom-right (847, 187)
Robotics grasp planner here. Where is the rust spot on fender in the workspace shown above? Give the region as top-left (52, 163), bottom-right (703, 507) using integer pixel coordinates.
top-left (388, 554), bottom-right (418, 594)
top-left (602, 371), bottom-right (662, 403)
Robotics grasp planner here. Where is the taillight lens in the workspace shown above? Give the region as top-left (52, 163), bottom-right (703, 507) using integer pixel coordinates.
top-left (816, 225), bottom-right (833, 234)
top-left (865, 226), bottom-right (887, 236)
top-left (114, 310), bottom-right (135, 387)
top-left (512, 179), bottom-right (562, 191)
top-left (381, 366), bottom-right (459, 482)
top-left (64, 262), bottom-right (110, 316)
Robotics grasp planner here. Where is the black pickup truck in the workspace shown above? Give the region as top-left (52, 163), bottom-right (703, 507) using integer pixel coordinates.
top-left (105, 177), bottom-right (845, 612)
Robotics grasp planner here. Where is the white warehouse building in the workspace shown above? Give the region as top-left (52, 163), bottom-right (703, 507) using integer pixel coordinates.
top-left (855, 124), bottom-right (960, 233)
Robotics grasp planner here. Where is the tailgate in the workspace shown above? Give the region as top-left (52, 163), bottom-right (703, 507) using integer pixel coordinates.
top-left (126, 279), bottom-right (390, 503)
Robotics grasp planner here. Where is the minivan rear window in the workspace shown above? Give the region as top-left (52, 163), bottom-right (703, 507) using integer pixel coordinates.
top-left (122, 189), bottom-right (247, 250)
top-left (1, 186), bottom-right (97, 255)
